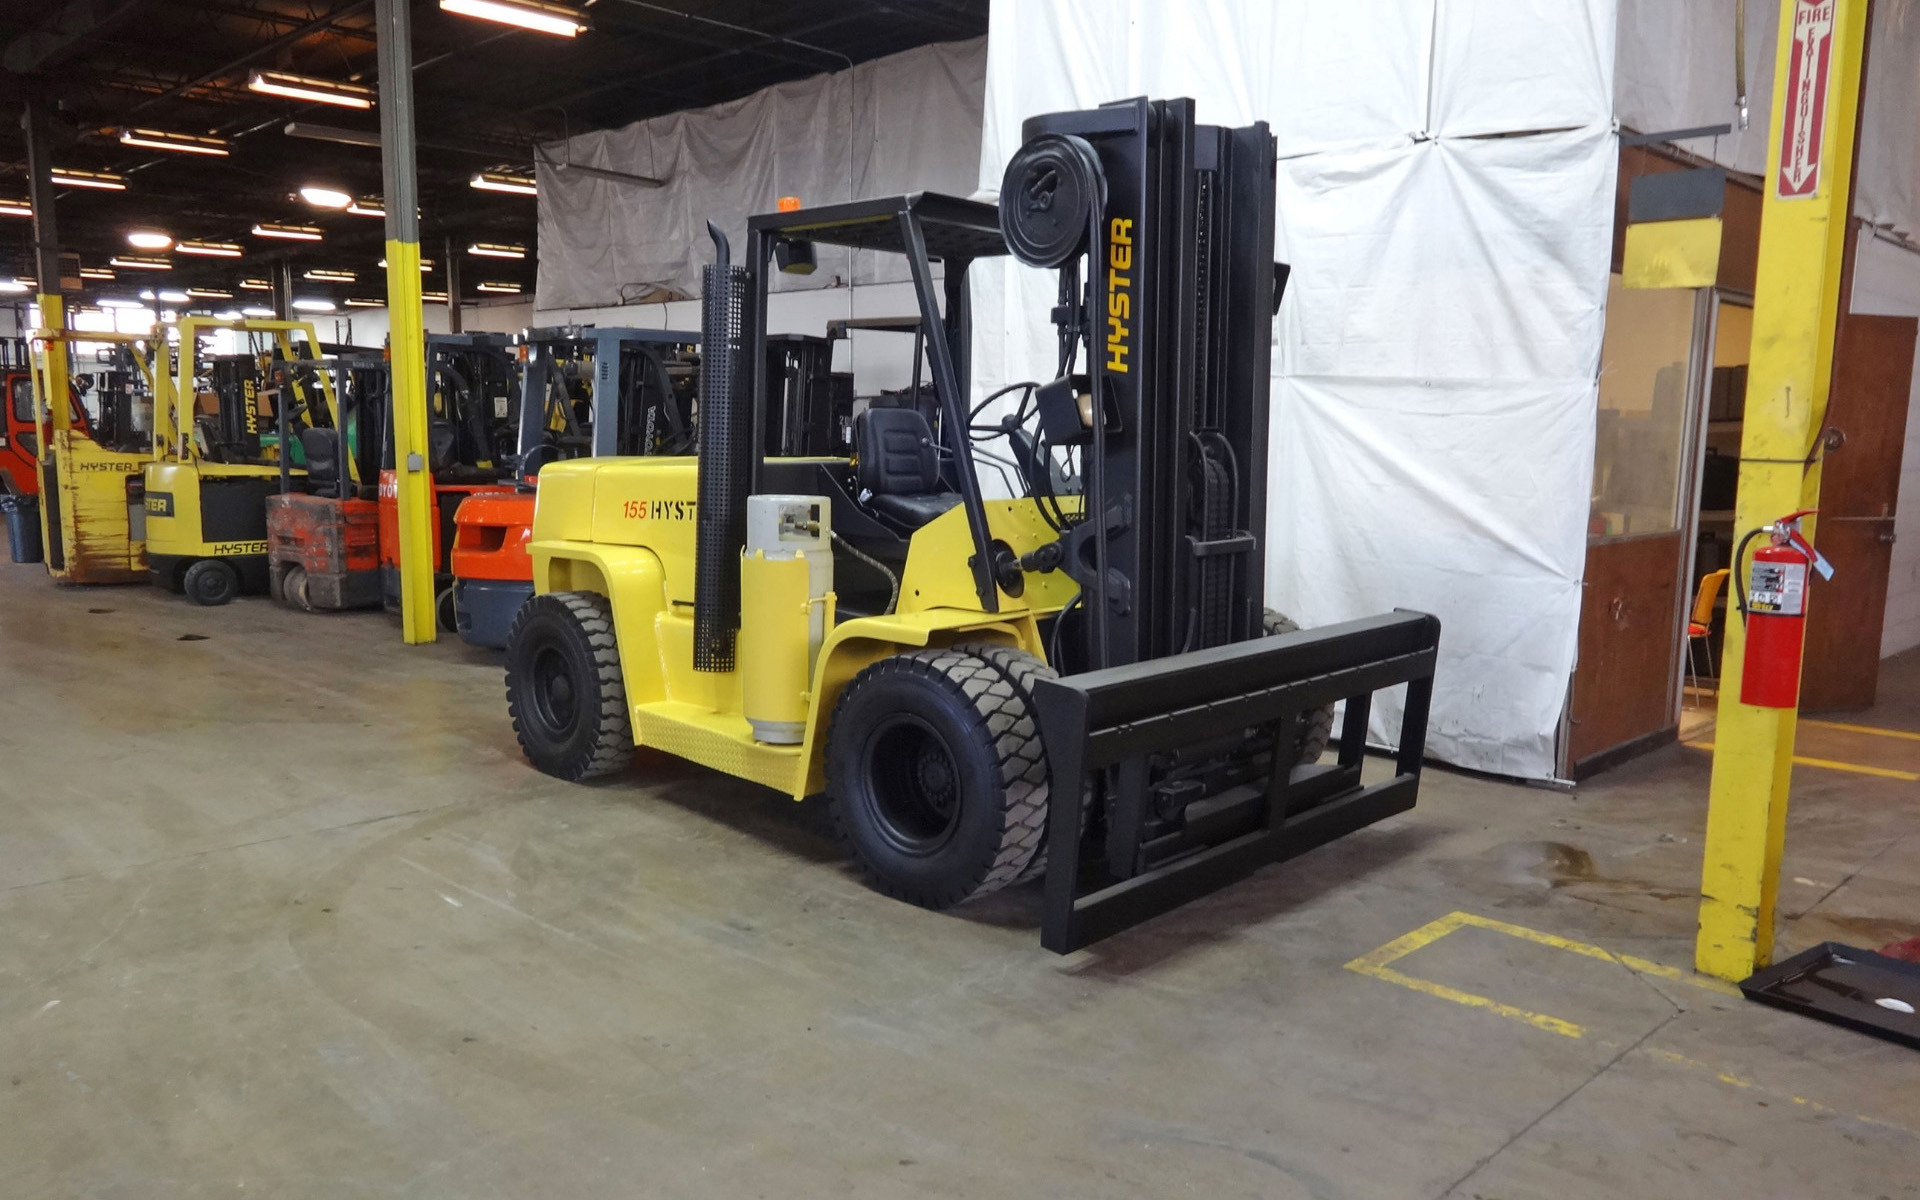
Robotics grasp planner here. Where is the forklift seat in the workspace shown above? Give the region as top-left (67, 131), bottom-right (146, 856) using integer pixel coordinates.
top-left (300, 427), bottom-right (345, 498)
top-left (853, 407), bottom-right (960, 530)
top-left (428, 419), bottom-right (459, 472)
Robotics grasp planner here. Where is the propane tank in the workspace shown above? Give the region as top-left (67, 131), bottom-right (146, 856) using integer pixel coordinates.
top-left (740, 494), bottom-right (834, 743)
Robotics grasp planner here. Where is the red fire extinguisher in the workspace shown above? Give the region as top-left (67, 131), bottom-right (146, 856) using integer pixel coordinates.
top-left (1736, 509), bottom-right (1834, 708)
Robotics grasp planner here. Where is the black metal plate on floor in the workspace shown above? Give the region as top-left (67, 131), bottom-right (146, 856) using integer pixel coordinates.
top-left (1740, 942), bottom-right (1920, 1050)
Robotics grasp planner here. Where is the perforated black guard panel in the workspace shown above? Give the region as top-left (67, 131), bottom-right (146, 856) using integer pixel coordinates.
top-left (693, 262), bottom-right (748, 673)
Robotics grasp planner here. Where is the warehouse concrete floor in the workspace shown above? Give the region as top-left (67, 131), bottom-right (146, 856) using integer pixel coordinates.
top-left (2, 555), bottom-right (1916, 1200)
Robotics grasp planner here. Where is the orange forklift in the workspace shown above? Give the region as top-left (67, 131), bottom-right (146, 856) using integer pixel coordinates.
top-left (264, 353), bottom-right (386, 611)
top-left (375, 333), bottom-right (520, 628)
top-left (449, 325), bottom-right (697, 647)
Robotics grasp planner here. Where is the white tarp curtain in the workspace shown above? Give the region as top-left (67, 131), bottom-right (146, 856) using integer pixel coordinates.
top-left (535, 38), bottom-right (986, 311)
top-left (976, 0), bottom-right (1617, 778)
top-left (1615, 0), bottom-right (1920, 240)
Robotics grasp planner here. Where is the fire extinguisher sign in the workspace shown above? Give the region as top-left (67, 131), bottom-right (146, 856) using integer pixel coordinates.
top-left (1778, 0), bottom-right (1835, 199)
top-left (1749, 559), bottom-right (1808, 615)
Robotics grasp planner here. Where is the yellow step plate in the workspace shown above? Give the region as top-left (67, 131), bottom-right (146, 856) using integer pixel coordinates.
top-left (631, 701), bottom-right (803, 795)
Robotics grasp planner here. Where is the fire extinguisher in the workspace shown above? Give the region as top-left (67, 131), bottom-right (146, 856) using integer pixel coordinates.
top-left (1734, 509), bottom-right (1834, 708)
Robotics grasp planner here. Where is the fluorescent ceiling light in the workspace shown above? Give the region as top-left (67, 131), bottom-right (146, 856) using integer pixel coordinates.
top-left (468, 242), bottom-right (525, 258)
top-left (0, 279), bottom-right (29, 295)
top-left (185, 288), bottom-right (233, 299)
top-left (377, 257), bottom-right (434, 271)
top-left (177, 241), bottom-right (243, 257)
top-left (52, 168), bottom-right (127, 191)
top-left (241, 306), bottom-right (276, 318)
top-left (126, 230), bottom-right (173, 250)
top-left (292, 298), bottom-right (336, 312)
top-left (299, 185), bottom-right (353, 209)
top-left (345, 297), bottom-right (384, 307)
top-left (240, 278), bottom-right (272, 291)
top-left (423, 291), bottom-right (449, 302)
top-left (119, 128), bottom-right (229, 156)
top-left (80, 267), bottom-right (115, 281)
top-left (470, 171), bottom-right (536, 196)
top-left (110, 255), bottom-right (171, 270)
top-left (157, 289), bottom-right (190, 304)
top-left (440, 0), bottom-right (588, 37)
top-left (347, 198), bottom-right (385, 217)
top-left (1, 199), bottom-right (33, 218)
top-left (138, 289), bottom-right (157, 300)
top-left (253, 223), bottom-right (323, 241)
top-left (476, 281), bottom-right (521, 293)
top-left (248, 70), bottom-right (374, 110)
top-left (305, 269), bottom-right (357, 282)
top-left (99, 298), bottom-right (146, 310)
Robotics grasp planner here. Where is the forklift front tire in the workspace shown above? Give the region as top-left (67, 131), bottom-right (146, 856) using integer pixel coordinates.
top-left (183, 559), bottom-right (239, 607)
top-left (505, 591), bottom-right (635, 782)
top-left (1263, 610), bottom-right (1336, 764)
top-left (826, 646), bottom-right (1050, 909)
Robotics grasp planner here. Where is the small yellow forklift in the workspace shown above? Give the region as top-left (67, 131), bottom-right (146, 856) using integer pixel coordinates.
top-left (506, 99), bottom-right (1442, 951)
top-left (24, 327), bottom-right (170, 584)
top-left (144, 317), bottom-right (343, 605)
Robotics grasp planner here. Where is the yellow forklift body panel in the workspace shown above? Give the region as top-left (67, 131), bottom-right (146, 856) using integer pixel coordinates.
top-left (43, 430), bottom-right (148, 583)
top-left (528, 456), bottom-right (1067, 798)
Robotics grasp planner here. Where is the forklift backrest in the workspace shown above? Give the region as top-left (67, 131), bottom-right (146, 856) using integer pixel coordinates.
top-left (300, 427), bottom-right (342, 496)
top-left (853, 408), bottom-right (940, 496)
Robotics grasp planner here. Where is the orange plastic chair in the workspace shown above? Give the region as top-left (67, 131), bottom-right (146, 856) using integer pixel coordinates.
top-left (1686, 568), bottom-right (1731, 701)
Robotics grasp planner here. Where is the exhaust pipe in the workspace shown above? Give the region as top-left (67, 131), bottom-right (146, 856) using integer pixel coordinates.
top-left (693, 222), bottom-right (749, 672)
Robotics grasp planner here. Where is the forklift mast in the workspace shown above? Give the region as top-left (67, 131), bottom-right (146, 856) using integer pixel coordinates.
top-left (513, 327), bottom-right (699, 476)
top-left (1005, 97), bottom-right (1277, 671)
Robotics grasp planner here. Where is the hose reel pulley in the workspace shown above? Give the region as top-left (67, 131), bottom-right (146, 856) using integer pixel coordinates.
top-left (998, 133), bottom-right (1105, 268)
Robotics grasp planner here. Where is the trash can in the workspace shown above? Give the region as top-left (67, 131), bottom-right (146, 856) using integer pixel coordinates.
top-left (1, 494), bottom-right (43, 564)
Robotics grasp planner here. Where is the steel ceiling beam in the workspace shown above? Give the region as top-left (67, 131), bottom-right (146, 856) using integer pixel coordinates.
top-left (3, 0), bottom-right (153, 75)
top-left (123, 0), bottom-right (375, 116)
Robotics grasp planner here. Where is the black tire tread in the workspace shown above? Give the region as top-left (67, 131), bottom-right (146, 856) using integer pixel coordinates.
top-left (826, 645), bottom-right (1050, 907)
top-left (954, 641), bottom-right (1062, 882)
top-left (505, 591), bottom-right (634, 781)
top-left (1263, 609), bottom-right (1336, 764)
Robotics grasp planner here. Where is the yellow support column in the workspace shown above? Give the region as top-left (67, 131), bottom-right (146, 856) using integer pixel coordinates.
top-left (376, 0), bottom-right (436, 644)
top-left (1696, 0), bottom-right (1871, 981)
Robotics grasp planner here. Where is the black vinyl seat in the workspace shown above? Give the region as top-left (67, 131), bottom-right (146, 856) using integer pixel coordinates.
top-left (853, 407), bottom-right (961, 530)
top-left (300, 427), bottom-right (345, 498)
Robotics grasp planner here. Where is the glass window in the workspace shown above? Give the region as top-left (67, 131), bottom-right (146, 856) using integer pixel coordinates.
top-left (10, 377), bottom-right (30, 424)
top-left (1590, 276), bottom-right (1699, 539)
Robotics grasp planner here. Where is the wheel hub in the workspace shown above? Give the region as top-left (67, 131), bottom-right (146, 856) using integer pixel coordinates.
top-left (864, 715), bottom-right (962, 855)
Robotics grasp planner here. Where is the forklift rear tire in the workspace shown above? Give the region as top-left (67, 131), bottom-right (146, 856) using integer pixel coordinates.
top-left (826, 646), bottom-right (1050, 909)
top-left (283, 564), bottom-right (312, 612)
top-left (505, 591), bottom-right (634, 782)
top-left (1263, 610), bottom-right (1336, 764)
top-left (183, 559), bottom-right (239, 607)
top-left (437, 586), bottom-right (458, 633)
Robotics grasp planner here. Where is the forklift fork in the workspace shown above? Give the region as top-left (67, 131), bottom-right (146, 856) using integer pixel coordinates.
top-left (1030, 610), bottom-right (1441, 953)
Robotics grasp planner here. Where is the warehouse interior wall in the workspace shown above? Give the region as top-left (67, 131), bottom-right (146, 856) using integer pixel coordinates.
top-left (1853, 233), bottom-right (1920, 658)
top-left (1615, 0), bottom-right (1920, 660)
top-left (972, 0), bottom-right (1617, 780)
top-left (330, 298), bottom-right (536, 349)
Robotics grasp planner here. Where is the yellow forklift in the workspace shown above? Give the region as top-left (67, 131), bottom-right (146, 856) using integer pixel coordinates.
top-left (144, 317), bottom-right (343, 605)
top-left (24, 327), bottom-right (171, 584)
top-left (504, 99), bottom-right (1443, 951)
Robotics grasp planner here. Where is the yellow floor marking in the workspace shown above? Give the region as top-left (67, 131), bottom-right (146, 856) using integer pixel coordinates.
top-left (1345, 911), bottom-right (1740, 1040)
top-left (1802, 718), bottom-right (1920, 743)
top-left (1687, 740), bottom-right (1919, 782)
top-left (1351, 914), bottom-right (1918, 1135)
top-left (1641, 1048), bottom-right (1917, 1137)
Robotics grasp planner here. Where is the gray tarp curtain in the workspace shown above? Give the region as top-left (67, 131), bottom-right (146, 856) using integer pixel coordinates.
top-left (535, 37), bottom-right (987, 311)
